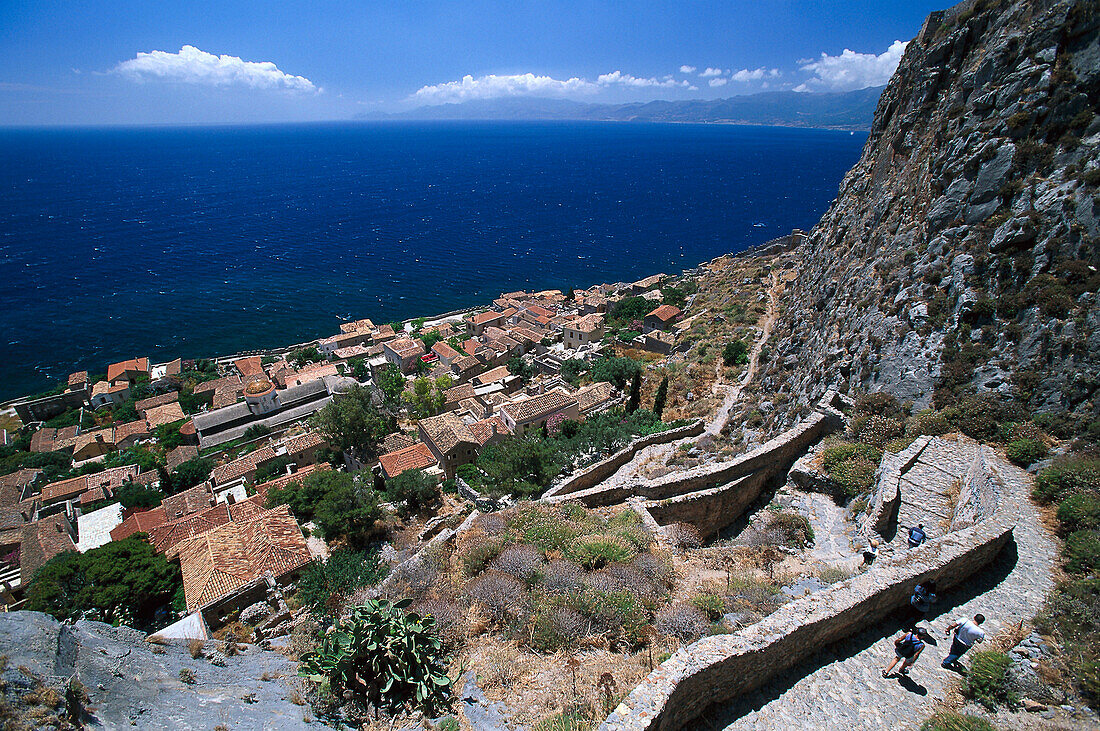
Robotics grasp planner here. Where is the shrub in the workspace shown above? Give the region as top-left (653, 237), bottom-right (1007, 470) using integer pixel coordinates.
top-left (1005, 438), bottom-right (1047, 467)
top-left (655, 602), bottom-right (708, 644)
top-left (299, 599), bottom-right (453, 716)
top-left (689, 593), bottom-right (727, 621)
top-left (187, 639), bottom-right (205, 659)
top-left (178, 668), bottom-right (196, 684)
top-left (906, 409), bottom-right (952, 437)
top-left (726, 574), bottom-right (783, 614)
top-left (459, 536), bottom-right (507, 577)
top-left (528, 605), bottom-right (587, 653)
top-left (1058, 493), bottom-right (1100, 533)
top-left (386, 469), bottom-right (441, 518)
top-left (1035, 577), bottom-right (1100, 708)
top-left (566, 534), bottom-right (636, 570)
top-left (919, 711), bottom-right (998, 731)
top-left (491, 544), bottom-right (545, 584)
top-left (465, 571), bottom-right (528, 626)
top-left (411, 599), bottom-right (466, 649)
top-left (722, 340), bottom-right (749, 367)
top-left (962, 650), bottom-right (1017, 709)
top-left (665, 522), bottom-right (703, 549)
top-left (540, 559), bottom-right (585, 595)
top-left (295, 549), bottom-right (388, 611)
top-left (632, 552), bottom-right (675, 588)
top-left (1064, 530), bottom-right (1100, 574)
top-left (767, 512), bottom-right (814, 547)
top-left (1033, 458), bottom-right (1100, 503)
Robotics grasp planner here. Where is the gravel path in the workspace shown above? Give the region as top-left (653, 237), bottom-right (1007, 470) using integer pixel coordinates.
top-left (704, 449), bottom-right (1062, 731)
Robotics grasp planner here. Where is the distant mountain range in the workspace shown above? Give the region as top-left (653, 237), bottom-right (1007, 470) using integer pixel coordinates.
top-left (361, 87), bottom-right (884, 130)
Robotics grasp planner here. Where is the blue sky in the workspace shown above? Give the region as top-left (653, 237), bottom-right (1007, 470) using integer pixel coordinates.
top-left (0, 0), bottom-right (947, 125)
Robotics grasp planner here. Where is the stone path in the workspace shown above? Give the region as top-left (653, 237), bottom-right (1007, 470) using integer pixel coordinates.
top-left (597, 273), bottom-right (781, 489)
top-left (783, 488), bottom-right (861, 570)
top-left (702, 450), bottom-right (1061, 731)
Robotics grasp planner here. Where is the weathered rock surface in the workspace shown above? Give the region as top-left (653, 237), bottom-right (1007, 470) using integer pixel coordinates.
top-left (0, 612), bottom-right (312, 730)
top-left (762, 0), bottom-right (1100, 426)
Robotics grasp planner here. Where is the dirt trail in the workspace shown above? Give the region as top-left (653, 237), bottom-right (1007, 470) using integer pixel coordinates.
top-left (599, 272), bottom-right (781, 487)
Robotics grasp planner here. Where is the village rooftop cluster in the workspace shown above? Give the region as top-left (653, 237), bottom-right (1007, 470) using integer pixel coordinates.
top-left (0, 272), bottom-right (690, 635)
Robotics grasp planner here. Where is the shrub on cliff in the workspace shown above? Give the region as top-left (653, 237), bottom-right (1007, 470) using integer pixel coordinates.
top-left (919, 711), bottom-right (997, 731)
top-left (1064, 530), bottom-right (1100, 575)
top-left (1058, 492), bottom-right (1100, 533)
top-left (1033, 457), bottom-right (1100, 503)
top-left (1005, 437), bottom-right (1048, 467)
top-left (819, 440), bottom-right (882, 498)
top-left (962, 650), bottom-right (1017, 709)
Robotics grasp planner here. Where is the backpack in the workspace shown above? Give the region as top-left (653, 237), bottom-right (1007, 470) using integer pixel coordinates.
top-left (895, 633), bottom-right (921, 657)
top-left (908, 526), bottom-right (927, 545)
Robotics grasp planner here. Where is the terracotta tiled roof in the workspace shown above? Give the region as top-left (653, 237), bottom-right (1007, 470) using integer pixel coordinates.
top-left (470, 311), bottom-right (504, 326)
top-left (0, 469), bottom-right (41, 502)
top-left (211, 446), bottom-right (276, 486)
top-left (179, 420), bottom-right (196, 436)
top-left (151, 503), bottom-right (232, 553)
top-left (71, 428), bottom-right (114, 456)
top-left (280, 431), bottom-right (324, 457)
top-left (212, 386), bottom-right (240, 408)
top-left (172, 504), bottom-right (311, 613)
top-left (145, 402), bottom-right (187, 429)
top-left (575, 382), bottom-right (614, 413)
top-left (452, 356), bottom-right (480, 373)
top-left (340, 317), bottom-right (375, 334)
top-left (499, 307), bottom-right (518, 319)
top-left (646, 304), bottom-right (681, 322)
top-left (474, 366), bottom-right (511, 386)
top-left (385, 338), bottom-right (424, 359)
top-left (432, 342), bottom-right (461, 360)
top-left (107, 357), bottom-right (149, 383)
top-left (20, 515), bottom-right (76, 583)
top-left (131, 470), bottom-right (161, 487)
top-left (113, 419), bottom-right (151, 445)
top-left (253, 462), bottom-right (330, 500)
top-left (108, 383), bottom-right (130, 395)
top-left (166, 445), bottom-right (199, 472)
top-left (193, 374), bottom-right (241, 396)
top-left (135, 391), bottom-right (179, 416)
top-left (110, 507), bottom-right (168, 542)
top-left (501, 390), bottom-right (578, 424)
top-left (38, 465), bottom-right (139, 504)
top-left (380, 432), bottom-right (417, 454)
top-left (161, 484), bottom-right (214, 520)
top-left (467, 417), bottom-right (511, 446)
top-left (379, 443), bottom-right (437, 478)
top-left (419, 412), bottom-right (477, 455)
top-left (233, 356), bottom-right (264, 379)
top-left (165, 358), bottom-right (183, 376)
top-left (444, 383), bottom-right (476, 405)
top-left (376, 324), bottom-right (396, 339)
top-left (67, 371), bottom-right (89, 387)
top-left (523, 303), bottom-right (555, 318)
top-left (566, 314), bottom-right (604, 333)
top-left (284, 362), bottom-right (339, 386)
top-left (79, 486), bottom-right (107, 505)
top-left (30, 426), bottom-right (80, 454)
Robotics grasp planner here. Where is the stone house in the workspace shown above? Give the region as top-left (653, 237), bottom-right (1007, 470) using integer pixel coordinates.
top-left (499, 390), bottom-right (580, 437)
top-left (418, 412), bottom-right (479, 479)
top-left (383, 337), bottom-right (426, 374)
top-left (563, 314), bottom-right (605, 348)
top-left (643, 304), bottom-right (682, 332)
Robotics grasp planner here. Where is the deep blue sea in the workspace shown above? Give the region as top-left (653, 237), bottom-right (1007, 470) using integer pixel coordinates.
top-left (0, 122), bottom-right (865, 401)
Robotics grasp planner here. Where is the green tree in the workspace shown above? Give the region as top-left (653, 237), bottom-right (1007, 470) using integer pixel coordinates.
top-left (421, 331), bottom-right (443, 350)
top-left (590, 356), bottom-right (641, 390)
top-left (560, 359), bottom-right (587, 386)
top-left (507, 356), bottom-right (534, 384)
top-left (290, 346), bottom-right (323, 365)
top-left (267, 470), bottom-right (383, 547)
top-left (722, 340), bottom-right (749, 367)
top-left (403, 376), bottom-right (452, 419)
top-left (25, 537), bottom-right (181, 632)
top-left (242, 423), bottom-right (272, 441)
top-left (386, 469), bottom-right (441, 518)
top-left (653, 376), bottom-right (669, 419)
top-left (661, 286), bottom-right (687, 309)
top-left (348, 357), bottom-right (371, 382)
top-left (609, 296), bottom-right (652, 325)
top-left (171, 456), bottom-right (213, 492)
top-left (104, 447), bottom-right (160, 473)
top-left (112, 482), bottom-right (164, 510)
top-left (311, 384), bottom-right (391, 458)
top-left (255, 455), bottom-right (293, 483)
top-left (627, 370), bottom-right (641, 413)
top-left (376, 363), bottom-right (407, 413)
top-left (296, 549), bottom-right (388, 612)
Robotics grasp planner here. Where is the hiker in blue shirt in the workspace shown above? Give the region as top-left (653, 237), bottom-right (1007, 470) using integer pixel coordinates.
top-left (882, 629), bottom-right (925, 678)
top-left (906, 523), bottom-right (928, 548)
top-left (903, 580), bottom-right (938, 632)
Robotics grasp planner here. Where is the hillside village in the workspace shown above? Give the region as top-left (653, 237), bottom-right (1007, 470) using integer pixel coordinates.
top-left (0, 271), bottom-right (699, 630)
top-left (1, 0), bottom-right (1099, 730)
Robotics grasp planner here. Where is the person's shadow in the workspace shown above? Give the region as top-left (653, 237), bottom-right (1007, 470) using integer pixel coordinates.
top-left (897, 675), bottom-right (927, 695)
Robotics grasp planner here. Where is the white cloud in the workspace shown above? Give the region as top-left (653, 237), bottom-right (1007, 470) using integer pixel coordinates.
top-left (597, 70), bottom-right (694, 89)
top-left (709, 78), bottom-right (728, 87)
top-left (412, 73), bottom-right (595, 103)
top-left (114, 45), bottom-right (317, 92)
top-left (795, 40), bottom-right (907, 92)
top-left (699, 67), bottom-right (726, 78)
top-left (730, 67), bottom-right (780, 82)
top-left (679, 65), bottom-right (696, 74)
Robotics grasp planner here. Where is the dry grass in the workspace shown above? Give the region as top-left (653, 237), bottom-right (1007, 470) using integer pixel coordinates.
top-left (187, 638), bottom-right (205, 659)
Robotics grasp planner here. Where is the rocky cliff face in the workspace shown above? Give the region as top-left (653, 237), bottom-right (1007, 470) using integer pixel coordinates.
top-left (766, 0), bottom-right (1100, 427)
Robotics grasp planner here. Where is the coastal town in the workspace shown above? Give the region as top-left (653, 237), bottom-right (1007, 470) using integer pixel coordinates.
top-left (0, 269), bottom-right (698, 635)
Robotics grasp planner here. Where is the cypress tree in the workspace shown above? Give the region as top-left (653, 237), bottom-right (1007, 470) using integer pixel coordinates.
top-left (627, 370), bottom-right (641, 413)
top-left (653, 376), bottom-right (669, 418)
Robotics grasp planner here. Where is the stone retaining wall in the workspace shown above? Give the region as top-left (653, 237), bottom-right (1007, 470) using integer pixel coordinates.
top-left (644, 471), bottom-right (769, 538)
top-left (547, 407), bottom-right (839, 509)
top-left (860, 436), bottom-right (932, 537)
top-left (952, 445), bottom-right (1000, 531)
top-left (543, 420), bottom-right (705, 499)
top-left (600, 508), bottom-right (1016, 731)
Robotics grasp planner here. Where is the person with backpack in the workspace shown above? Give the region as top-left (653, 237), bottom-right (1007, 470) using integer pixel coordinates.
top-left (942, 614), bottom-right (986, 668)
top-left (906, 523), bottom-right (928, 549)
top-left (883, 629), bottom-right (925, 678)
top-left (903, 580), bottom-right (937, 632)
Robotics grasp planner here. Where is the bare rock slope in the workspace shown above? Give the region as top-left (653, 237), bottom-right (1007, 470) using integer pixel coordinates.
top-left (766, 0), bottom-right (1099, 425)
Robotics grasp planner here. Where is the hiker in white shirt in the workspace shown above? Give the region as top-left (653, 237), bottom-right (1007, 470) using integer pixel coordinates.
top-left (942, 614), bottom-right (986, 667)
